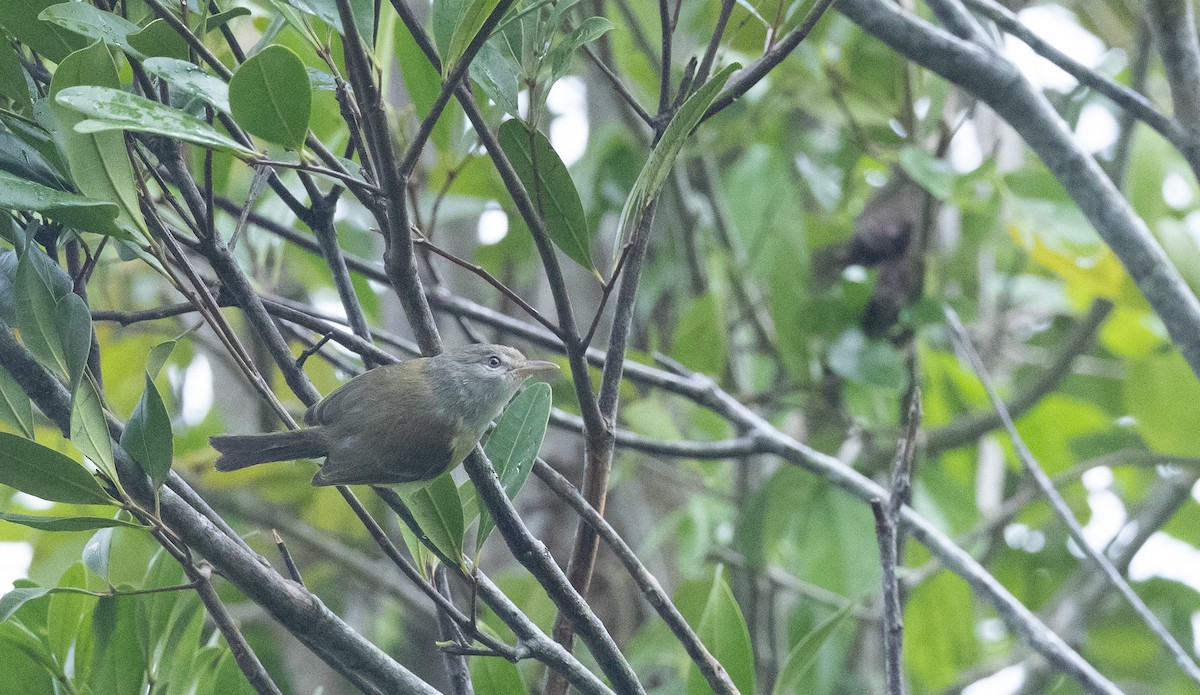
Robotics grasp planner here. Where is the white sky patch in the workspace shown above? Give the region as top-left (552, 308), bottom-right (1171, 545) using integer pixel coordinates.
top-left (1004, 6), bottom-right (1105, 92)
top-left (962, 664), bottom-right (1026, 695)
top-left (14, 492), bottom-right (54, 511)
top-left (548, 77), bottom-right (589, 167)
top-left (313, 288), bottom-right (349, 321)
top-left (1074, 102), bottom-right (1118, 155)
top-left (1163, 172), bottom-right (1195, 210)
top-left (0, 542), bottom-right (33, 594)
top-left (477, 202), bottom-right (509, 245)
top-left (950, 120), bottom-right (984, 173)
top-left (1131, 533), bottom-right (1200, 593)
top-left (182, 354), bottom-right (213, 426)
top-left (1081, 489), bottom-right (1127, 549)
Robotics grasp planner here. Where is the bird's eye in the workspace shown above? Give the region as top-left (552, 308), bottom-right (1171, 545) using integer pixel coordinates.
top-left (487, 355), bottom-right (502, 368)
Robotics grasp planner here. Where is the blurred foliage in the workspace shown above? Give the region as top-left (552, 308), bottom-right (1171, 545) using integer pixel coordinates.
top-left (0, 0), bottom-right (1196, 694)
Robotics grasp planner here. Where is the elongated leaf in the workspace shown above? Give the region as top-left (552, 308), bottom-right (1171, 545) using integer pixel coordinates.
top-left (71, 370), bottom-right (116, 482)
top-left (476, 383), bottom-right (551, 550)
top-left (206, 8), bottom-right (252, 34)
top-left (686, 566), bottom-right (755, 695)
top-left (0, 0), bottom-right (87, 62)
top-left (498, 120), bottom-right (595, 272)
top-left (549, 17), bottom-right (613, 83)
top-left (145, 340), bottom-right (176, 380)
top-left (397, 15), bottom-right (456, 151)
top-left (55, 86), bottom-right (259, 157)
top-left (399, 472), bottom-right (465, 564)
top-left (38, 3), bottom-right (140, 57)
top-left (0, 364), bottom-right (34, 438)
top-left (616, 64), bottom-right (739, 251)
top-left (14, 239), bottom-right (92, 391)
top-left (445, 0), bottom-right (503, 74)
top-left (121, 374), bottom-right (172, 489)
top-left (771, 606), bottom-right (853, 695)
top-left (469, 39), bottom-right (520, 118)
top-left (90, 595), bottom-right (146, 694)
top-left (143, 58), bottom-right (231, 114)
top-left (470, 651), bottom-right (525, 694)
top-left (48, 41), bottom-right (146, 239)
top-left (0, 432), bottom-right (112, 505)
top-left (898, 146), bottom-right (954, 200)
top-left (229, 44), bottom-right (311, 149)
top-left (0, 171), bottom-right (123, 238)
top-left (0, 587), bottom-right (52, 622)
top-left (0, 512), bottom-right (143, 532)
top-left (0, 33), bottom-right (32, 109)
top-left (48, 563), bottom-right (97, 673)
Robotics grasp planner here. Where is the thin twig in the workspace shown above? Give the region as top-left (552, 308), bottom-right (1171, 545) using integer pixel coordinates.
top-left (944, 305), bottom-right (1200, 686)
top-left (871, 500), bottom-right (905, 695)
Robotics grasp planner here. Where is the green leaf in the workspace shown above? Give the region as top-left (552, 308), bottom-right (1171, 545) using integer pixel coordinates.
top-left (686, 566), bottom-right (755, 695)
top-left (476, 383), bottom-right (552, 550)
top-left (38, 3), bottom-right (140, 58)
top-left (445, 0), bottom-right (503, 74)
top-left (0, 432), bottom-right (110, 505)
top-left (616, 63), bottom-right (738, 252)
top-left (0, 364), bottom-right (34, 437)
top-left (469, 40), bottom-right (520, 118)
top-left (0, 171), bottom-right (124, 238)
top-left (898, 146), bottom-right (954, 200)
top-left (498, 120), bottom-right (595, 272)
top-left (89, 595), bottom-right (146, 694)
top-left (673, 292), bottom-right (727, 376)
top-left (396, 15), bottom-right (456, 151)
top-left (904, 570), bottom-right (977, 690)
top-left (121, 373), bottom-right (172, 489)
top-left (71, 370), bottom-right (117, 483)
top-left (145, 340), bottom-right (176, 380)
top-left (83, 527), bottom-right (113, 582)
top-left (55, 86), bottom-right (259, 157)
top-left (48, 564), bottom-right (97, 672)
top-left (432, 0), bottom-right (468, 60)
top-left (206, 7), bottom-right (252, 34)
top-left (1126, 350), bottom-right (1200, 456)
top-left (399, 472), bottom-right (465, 565)
top-left (13, 239), bottom-right (92, 391)
top-left (48, 41), bottom-right (147, 239)
top-left (771, 606), bottom-right (853, 695)
top-left (229, 44), bottom-right (311, 149)
top-left (470, 652), bottom-right (525, 694)
top-left (0, 587), bottom-right (52, 622)
top-left (0, 33), bottom-right (33, 109)
top-left (143, 58), bottom-right (232, 114)
top-left (549, 17), bottom-right (613, 83)
top-left (0, 0), bottom-right (88, 62)
top-left (0, 512), bottom-right (142, 532)
top-left (287, 0), bottom-right (374, 39)
top-left (826, 328), bottom-right (905, 387)
top-left (126, 19), bottom-right (189, 61)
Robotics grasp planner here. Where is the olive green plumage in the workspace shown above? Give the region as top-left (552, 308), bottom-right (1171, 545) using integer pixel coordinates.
top-left (210, 344), bottom-right (558, 486)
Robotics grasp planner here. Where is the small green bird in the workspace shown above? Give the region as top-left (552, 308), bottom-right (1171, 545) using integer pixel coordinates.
top-left (210, 344), bottom-right (558, 486)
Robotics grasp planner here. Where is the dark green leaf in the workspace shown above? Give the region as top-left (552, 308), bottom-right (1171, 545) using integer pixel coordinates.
top-left (71, 370), bottom-right (117, 482)
top-left (0, 364), bottom-right (35, 437)
top-left (0, 512), bottom-right (142, 532)
top-left (121, 373), bottom-right (173, 489)
top-left (145, 340), bottom-right (176, 380)
top-left (616, 64), bottom-right (738, 252)
top-left (771, 606), bottom-right (853, 695)
top-left (14, 238), bottom-right (92, 391)
top-left (0, 0), bottom-right (88, 62)
top-left (228, 44), bottom-right (311, 149)
top-left (396, 15), bottom-right (455, 151)
top-left (498, 120), bottom-right (595, 272)
top-left (90, 595), bottom-right (146, 694)
top-left (206, 8), bottom-right (252, 34)
top-left (477, 383), bottom-right (552, 550)
top-left (470, 652), bottom-right (525, 694)
top-left (399, 472), bottom-right (465, 564)
top-left (0, 432), bottom-right (112, 505)
top-left (469, 40), bottom-right (520, 118)
top-left (549, 17), bottom-right (613, 83)
top-left (431, 0), bottom-right (469, 60)
top-left (0, 33), bottom-right (32, 109)
top-left (48, 563), bottom-right (97, 673)
top-left (445, 0), bottom-right (503, 74)
top-left (0, 171), bottom-right (123, 238)
top-left (48, 41), bottom-right (147, 238)
top-left (55, 86), bottom-right (259, 156)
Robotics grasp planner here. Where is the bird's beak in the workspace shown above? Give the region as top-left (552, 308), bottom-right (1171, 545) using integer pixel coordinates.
top-left (514, 360), bottom-right (560, 378)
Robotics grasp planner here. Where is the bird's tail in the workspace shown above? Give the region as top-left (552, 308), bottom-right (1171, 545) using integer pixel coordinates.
top-left (210, 428), bottom-right (328, 472)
